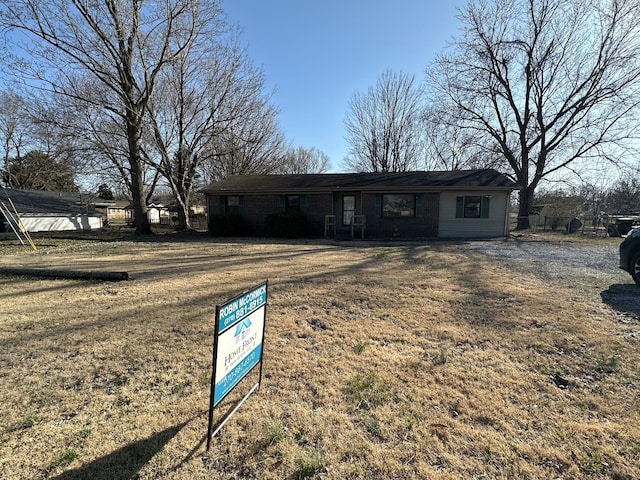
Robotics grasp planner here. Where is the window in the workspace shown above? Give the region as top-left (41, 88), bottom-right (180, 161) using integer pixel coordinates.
top-left (382, 194), bottom-right (415, 218)
top-left (225, 195), bottom-right (241, 214)
top-left (456, 196), bottom-right (490, 219)
top-left (285, 195), bottom-right (300, 212)
top-left (464, 196), bottom-right (481, 218)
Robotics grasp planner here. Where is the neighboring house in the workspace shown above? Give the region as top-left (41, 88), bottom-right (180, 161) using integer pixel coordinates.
top-left (203, 169), bottom-right (519, 239)
top-left (107, 202), bottom-right (170, 226)
top-left (0, 189), bottom-right (105, 232)
top-left (97, 200), bottom-right (131, 225)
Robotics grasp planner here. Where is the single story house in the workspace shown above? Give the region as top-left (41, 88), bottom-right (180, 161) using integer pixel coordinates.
top-left (203, 169), bottom-right (519, 239)
top-left (0, 189), bottom-right (106, 232)
top-left (94, 200), bottom-right (131, 225)
top-left (96, 201), bottom-right (172, 226)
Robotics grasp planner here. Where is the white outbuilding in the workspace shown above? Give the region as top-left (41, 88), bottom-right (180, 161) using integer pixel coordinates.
top-left (0, 189), bottom-right (106, 233)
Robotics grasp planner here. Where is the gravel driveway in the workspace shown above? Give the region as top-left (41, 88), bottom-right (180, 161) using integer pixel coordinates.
top-left (465, 238), bottom-right (627, 285)
top-left (463, 236), bottom-right (640, 322)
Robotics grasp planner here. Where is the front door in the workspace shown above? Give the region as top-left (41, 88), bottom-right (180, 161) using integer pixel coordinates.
top-left (342, 195), bottom-right (356, 226)
top-left (333, 193), bottom-right (359, 230)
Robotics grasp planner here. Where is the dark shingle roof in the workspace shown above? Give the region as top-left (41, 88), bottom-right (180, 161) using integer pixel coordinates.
top-left (203, 169), bottom-right (518, 194)
top-left (0, 189), bottom-right (104, 215)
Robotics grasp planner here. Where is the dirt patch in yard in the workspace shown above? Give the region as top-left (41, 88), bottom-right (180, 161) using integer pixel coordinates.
top-left (0, 232), bottom-right (639, 479)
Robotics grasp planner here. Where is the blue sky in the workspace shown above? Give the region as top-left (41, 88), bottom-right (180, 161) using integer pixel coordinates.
top-left (222, 1), bottom-right (468, 171)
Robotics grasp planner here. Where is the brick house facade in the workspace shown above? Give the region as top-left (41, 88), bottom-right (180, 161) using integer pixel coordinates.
top-left (203, 169), bottom-right (519, 239)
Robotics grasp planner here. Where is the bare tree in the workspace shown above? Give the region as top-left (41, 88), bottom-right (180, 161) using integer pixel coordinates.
top-left (605, 171), bottom-right (640, 214)
top-left (279, 146), bottom-right (330, 174)
top-left (0, 89), bottom-right (29, 186)
top-left (145, 25), bottom-right (279, 230)
top-left (201, 99), bottom-right (287, 182)
top-left (427, 0), bottom-right (640, 230)
top-left (45, 76), bottom-right (162, 201)
top-left (343, 69), bottom-right (424, 172)
top-left (0, 0), bottom-right (217, 234)
top-left (0, 88), bottom-right (86, 188)
top-left (423, 104), bottom-right (488, 171)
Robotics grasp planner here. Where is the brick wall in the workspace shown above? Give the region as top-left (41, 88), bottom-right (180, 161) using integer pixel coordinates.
top-left (362, 192), bottom-right (439, 238)
top-left (208, 193), bottom-right (333, 237)
top-left (304, 194), bottom-right (333, 237)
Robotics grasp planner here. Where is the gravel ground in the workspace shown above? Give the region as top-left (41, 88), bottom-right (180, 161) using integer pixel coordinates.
top-left (464, 236), bottom-right (640, 324)
top-left (466, 237), bottom-right (627, 285)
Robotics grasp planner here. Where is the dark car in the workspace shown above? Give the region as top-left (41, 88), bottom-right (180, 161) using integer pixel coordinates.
top-left (619, 227), bottom-right (640, 284)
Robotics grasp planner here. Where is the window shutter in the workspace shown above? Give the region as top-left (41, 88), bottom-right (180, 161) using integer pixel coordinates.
top-left (481, 196), bottom-right (490, 218)
top-left (375, 194), bottom-right (381, 217)
top-left (239, 195), bottom-right (244, 213)
top-left (415, 193), bottom-right (424, 218)
top-left (219, 196), bottom-right (226, 214)
top-left (455, 197), bottom-right (464, 218)
top-left (279, 195), bottom-right (286, 212)
top-left (300, 194), bottom-right (307, 214)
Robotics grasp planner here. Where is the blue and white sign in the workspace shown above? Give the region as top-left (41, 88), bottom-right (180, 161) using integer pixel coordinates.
top-left (218, 283), bottom-right (267, 333)
top-left (207, 281), bottom-right (268, 449)
top-left (213, 305), bottom-right (265, 405)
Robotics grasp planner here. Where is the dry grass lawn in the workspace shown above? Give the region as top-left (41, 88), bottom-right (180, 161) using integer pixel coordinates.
top-left (0, 232), bottom-right (638, 479)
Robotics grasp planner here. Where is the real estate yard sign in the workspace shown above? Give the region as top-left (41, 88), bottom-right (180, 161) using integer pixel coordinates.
top-left (207, 281), bottom-right (268, 450)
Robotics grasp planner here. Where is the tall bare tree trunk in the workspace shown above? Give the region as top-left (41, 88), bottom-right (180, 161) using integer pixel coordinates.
top-left (129, 152), bottom-right (151, 234)
top-left (517, 187), bottom-right (534, 230)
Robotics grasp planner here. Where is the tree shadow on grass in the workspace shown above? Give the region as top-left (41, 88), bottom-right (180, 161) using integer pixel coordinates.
top-left (51, 422), bottom-right (188, 480)
top-left (601, 283), bottom-right (640, 320)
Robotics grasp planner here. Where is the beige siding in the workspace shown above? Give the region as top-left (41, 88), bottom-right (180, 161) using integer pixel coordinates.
top-left (438, 191), bottom-right (510, 238)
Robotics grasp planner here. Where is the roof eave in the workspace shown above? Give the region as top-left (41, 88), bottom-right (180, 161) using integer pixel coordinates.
top-left (204, 185), bottom-right (519, 195)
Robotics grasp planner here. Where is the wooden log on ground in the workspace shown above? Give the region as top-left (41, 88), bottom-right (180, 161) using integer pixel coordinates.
top-left (0, 267), bottom-right (129, 281)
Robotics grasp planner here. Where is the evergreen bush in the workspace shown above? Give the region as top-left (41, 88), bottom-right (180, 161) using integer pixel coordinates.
top-left (264, 211), bottom-right (307, 238)
top-left (209, 213), bottom-right (246, 236)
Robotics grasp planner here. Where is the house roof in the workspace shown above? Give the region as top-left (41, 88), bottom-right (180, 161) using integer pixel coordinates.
top-left (202, 169), bottom-right (519, 194)
top-left (111, 200), bottom-right (131, 209)
top-left (0, 189), bottom-right (107, 215)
